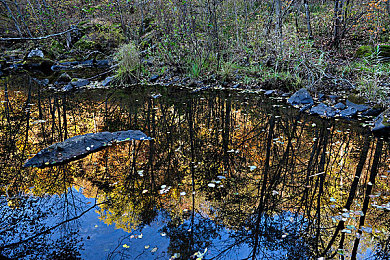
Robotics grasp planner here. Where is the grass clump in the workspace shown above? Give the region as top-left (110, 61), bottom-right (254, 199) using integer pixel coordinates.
top-left (114, 42), bottom-right (140, 84)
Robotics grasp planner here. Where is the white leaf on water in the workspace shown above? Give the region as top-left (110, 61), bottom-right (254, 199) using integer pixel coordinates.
top-left (151, 247), bottom-right (158, 253)
top-left (144, 245), bottom-right (150, 249)
top-left (142, 190), bottom-right (148, 194)
top-left (180, 192), bottom-right (186, 196)
top-left (161, 232), bottom-right (167, 237)
top-left (208, 183), bottom-right (216, 188)
top-left (249, 166), bottom-right (257, 171)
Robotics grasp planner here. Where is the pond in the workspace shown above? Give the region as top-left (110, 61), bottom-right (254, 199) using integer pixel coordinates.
top-left (0, 74), bottom-right (389, 259)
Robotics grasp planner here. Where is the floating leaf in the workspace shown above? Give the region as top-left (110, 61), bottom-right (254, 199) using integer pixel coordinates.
top-left (161, 232), bottom-right (167, 237)
top-left (208, 183), bottom-right (216, 188)
top-left (249, 166), bottom-right (257, 171)
top-left (151, 247), bottom-right (158, 253)
top-left (145, 245), bottom-right (150, 249)
top-left (123, 244), bottom-right (130, 248)
top-left (180, 192), bottom-right (186, 196)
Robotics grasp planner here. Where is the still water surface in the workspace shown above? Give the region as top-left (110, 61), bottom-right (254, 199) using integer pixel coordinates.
top-left (0, 74), bottom-right (389, 259)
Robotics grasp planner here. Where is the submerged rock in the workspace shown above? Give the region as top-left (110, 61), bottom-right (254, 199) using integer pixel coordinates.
top-left (372, 109), bottom-right (390, 135)
top-left (288, 88), bottom-right (314, 106)
top-left (310, 103), bottom-right (337, 117)
top-left (24, 130), bottom-right (151, 168)
top-left (362, 107), bottom-right (382, 117)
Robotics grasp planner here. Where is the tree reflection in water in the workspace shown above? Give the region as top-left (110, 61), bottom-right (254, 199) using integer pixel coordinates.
top-left (0, 73), bottom-right (389, 259)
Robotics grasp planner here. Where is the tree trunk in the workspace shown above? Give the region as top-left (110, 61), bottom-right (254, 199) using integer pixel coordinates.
top-left (303, 0), bottom-right (313, 39)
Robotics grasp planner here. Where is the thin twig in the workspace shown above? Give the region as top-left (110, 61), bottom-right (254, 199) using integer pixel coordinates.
top-left (0, 28), bottom-right (77, 41)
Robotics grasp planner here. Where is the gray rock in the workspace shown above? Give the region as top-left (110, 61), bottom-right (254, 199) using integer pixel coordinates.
top-left (24, 130), bottom-right (151, 168)
top-left (300, 103), bottom-right (313, 112)
top-left (265, 90), bottom-right (276, 96)
top-left (33, 78), bottom-right (49, 86)
top-left (339, 107), bottom-right (357, 118)
top-left (27, 49), bottom-right (44, 59)
top-left (372, 109), bottom-right (390, 135)
top-left (150, 74), bottom-right (160, 82)
top-left (62, 84), bottom-right (74, 92)
top-left (57, 73), bottom-right (72, 83)
top-left (102, 76), bottom-right (114, 87)
top-left (288, 88), bottom-right (314, 106)
top-left (310, 103), bottom-right (337, 117)
top-left (96, 59), bottom-right (110, 67)
top-left (334, 102), bottom-right (346, 110)
top-left (51, 64), bottom-right (72, 71)
top-left (70, 78), bottom-right (89, 88)
top-left (346, 100), bottom-right (370, 112)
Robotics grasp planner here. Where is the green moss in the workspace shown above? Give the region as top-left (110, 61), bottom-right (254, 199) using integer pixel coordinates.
top-left (356, 45), bottom-right (373, 58)
top-left (347, 94), bottom-right (367, 104)
top-left (74, 35), bottom-right (98, 50)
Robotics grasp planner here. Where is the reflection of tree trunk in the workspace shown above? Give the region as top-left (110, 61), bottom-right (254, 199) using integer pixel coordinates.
top-left (222, 94), bottom-right (231, 175)
top-left (321, 134), bottom-right (370, 257)
top-left (351, 139), bottom-right (383, 260)
top-left (62, 95), bottom-right (68, 140)
top-left (314, 123), bottom-right (329, 254)
top-left (187, 98), bottom-right (196, 254)
top-left (146, 99), bottom-right (155, 189)
top-left (20, 79), bottom-right (32, 168)
top-left (37, 85), bottom-right (47, 143)
top-left (252, 116), bottom-right (275, 259)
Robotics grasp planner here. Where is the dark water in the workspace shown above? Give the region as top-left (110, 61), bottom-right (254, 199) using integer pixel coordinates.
top-left (0, 74), bottom-right (389, 260)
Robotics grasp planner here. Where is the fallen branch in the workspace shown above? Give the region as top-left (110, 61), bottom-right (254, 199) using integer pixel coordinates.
top-left (0, 28), bottom-right (77, 42)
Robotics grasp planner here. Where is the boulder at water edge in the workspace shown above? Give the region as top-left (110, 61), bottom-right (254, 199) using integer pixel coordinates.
top-left (288, 88), bottom-right (314, 106)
